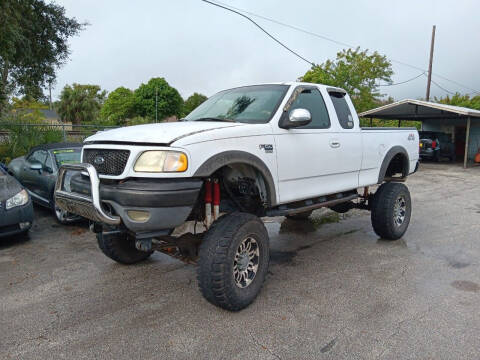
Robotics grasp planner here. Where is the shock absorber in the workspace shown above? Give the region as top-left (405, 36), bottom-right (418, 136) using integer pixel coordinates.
top-left (213, 178), bottom-right (220, 221)
top-left (204, 179), bottom-right (212, 227)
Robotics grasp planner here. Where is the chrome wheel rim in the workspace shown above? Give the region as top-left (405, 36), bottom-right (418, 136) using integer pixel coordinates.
top-left (55, 204), bottom-right (68, 222)
top-left (393, 195), bottom-right (407, 227)
top-left (233, 236), bottom-right (260, 288)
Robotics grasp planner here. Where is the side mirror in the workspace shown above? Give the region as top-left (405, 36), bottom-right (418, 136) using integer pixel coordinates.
top-left (30, 162), bottom-right (42, 171)
top-left (279, 108), bottom-right (312, 129)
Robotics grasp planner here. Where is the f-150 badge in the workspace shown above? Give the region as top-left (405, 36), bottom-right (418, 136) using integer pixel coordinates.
top-left (259, 144), bottom-right (274, 153)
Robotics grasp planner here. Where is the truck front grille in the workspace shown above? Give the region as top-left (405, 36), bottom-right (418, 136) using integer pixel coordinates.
top-left (83, 149), bottom-right (130, 176)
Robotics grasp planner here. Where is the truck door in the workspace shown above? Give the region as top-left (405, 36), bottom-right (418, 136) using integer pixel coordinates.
top-left (273, 86), bottom-right (361, 203)
top-left (326, 90), bottom-right (362, 188)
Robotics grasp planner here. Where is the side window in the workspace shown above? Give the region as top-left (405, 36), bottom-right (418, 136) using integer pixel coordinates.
top-left (27, 150), bottom-right (47, 165)
top-left (329, 92), bottom-right (354, 129)
top-left (289, 88), bottom-right (330, 129)
top-left (44, 153), bottom-right (54, 170)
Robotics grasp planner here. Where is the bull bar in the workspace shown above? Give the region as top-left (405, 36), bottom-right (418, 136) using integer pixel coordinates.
top-left (54, 163), bottom-right (121, 225)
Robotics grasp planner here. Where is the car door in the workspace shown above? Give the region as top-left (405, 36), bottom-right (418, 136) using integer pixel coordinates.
top-left (23, 150), bottom-right (50, 203)
top-left (273, 85), bottom-right (360, 204)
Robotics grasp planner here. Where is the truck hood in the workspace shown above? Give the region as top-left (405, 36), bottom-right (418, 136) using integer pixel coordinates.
top-left (85, 121), bottom-right (243, 145)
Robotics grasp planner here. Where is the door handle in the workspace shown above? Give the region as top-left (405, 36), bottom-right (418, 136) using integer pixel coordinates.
top-left (330, 140), bottom-right (341, 148)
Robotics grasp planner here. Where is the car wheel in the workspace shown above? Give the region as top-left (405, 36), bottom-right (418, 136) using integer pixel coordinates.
top-left (54, 199), bottom-right (80, 225)
top-left (371, 182), bottom-right (412, 240)
top-left (197, 212), bottom-right (270, 311)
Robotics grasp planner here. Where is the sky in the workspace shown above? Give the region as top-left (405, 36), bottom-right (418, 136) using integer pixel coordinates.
top-left (52, 0), bottom-right (480, 102)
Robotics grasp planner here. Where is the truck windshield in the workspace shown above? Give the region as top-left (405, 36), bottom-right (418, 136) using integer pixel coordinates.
top-left (184, 85), bottom-right (288, 124)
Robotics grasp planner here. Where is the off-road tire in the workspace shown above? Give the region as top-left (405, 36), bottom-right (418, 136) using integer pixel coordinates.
top-left (371, 182), bottom-right (411, 240)
top-left (197, 212), bottom-right (270, 311)
top-left (97, 232), bottom-right (153, 264)
top-left (286, 210), bottom-right (313, 220)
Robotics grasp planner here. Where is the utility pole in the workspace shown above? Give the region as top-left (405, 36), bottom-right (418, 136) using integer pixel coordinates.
top-left (425, 25), bottom-right (436, 102)
top-left (155, 87), bottom-right (158, 123)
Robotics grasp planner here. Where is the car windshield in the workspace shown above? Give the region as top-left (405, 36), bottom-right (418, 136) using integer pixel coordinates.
top-left (52, 148), bottom-right (81, 167)
top-left (184, 84), bottom-right (288, 124)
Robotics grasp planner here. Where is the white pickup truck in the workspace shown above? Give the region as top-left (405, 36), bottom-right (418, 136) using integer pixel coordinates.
top-left (55, 82), bottom-right (419, 311)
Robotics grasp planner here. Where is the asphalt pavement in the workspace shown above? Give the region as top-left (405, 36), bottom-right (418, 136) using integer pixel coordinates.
top-left (1, 162), bottom-right (480, 359)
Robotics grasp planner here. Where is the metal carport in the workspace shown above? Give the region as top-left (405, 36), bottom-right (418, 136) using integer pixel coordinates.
top-left (359, 99), bottom-right (480, 168)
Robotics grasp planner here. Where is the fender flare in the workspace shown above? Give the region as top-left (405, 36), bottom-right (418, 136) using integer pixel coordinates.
top-left (377, 146), bottom-right (410, 183)
top-left (193, 150), bottom-right (277, 206)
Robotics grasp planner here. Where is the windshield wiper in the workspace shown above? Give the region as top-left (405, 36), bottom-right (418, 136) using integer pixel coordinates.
top-left (193, 117), bottom-right (235, 122)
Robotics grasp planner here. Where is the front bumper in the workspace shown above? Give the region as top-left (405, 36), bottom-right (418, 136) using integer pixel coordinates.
top-left (55, 163), bottom-right (202, 234)
top-left (0, 200), bottom-right (34, 238)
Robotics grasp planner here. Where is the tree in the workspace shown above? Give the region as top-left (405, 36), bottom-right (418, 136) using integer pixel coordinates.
top-left (100, 87), bottom-right (136, 125)
top-left (300, 47), bottom-right (393, 113)
top-left (57, 84), bottom-right (106, 124)
top-left (0, 0), bottom-right (85, 115)
top-left (435, 93), bottom-right (480, 110)
top-left (182, 92), bottom-right (208, 117)
top-left (134, 78), bottom-right (183, 121)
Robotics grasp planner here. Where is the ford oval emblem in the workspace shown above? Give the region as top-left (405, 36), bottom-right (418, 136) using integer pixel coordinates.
top-left (94, 155), bottom-right (105, 165)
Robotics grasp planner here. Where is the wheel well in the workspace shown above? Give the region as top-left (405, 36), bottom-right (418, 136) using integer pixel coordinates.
top-left (216, 163), bottom-right (269, 214)
top-left (384, 153), bottom-right (409, 179)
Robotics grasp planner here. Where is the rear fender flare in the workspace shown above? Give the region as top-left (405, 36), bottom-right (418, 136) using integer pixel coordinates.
top-left (377, 146), bottom-right (410, 183)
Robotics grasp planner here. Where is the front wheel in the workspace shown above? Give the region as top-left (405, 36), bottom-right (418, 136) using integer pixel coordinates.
top-left (371, 182), bottom-right (412, 240)
top-left (197, 212), bottom-right (270, 311)
top-left (97, 232), bottom-right (153, 264)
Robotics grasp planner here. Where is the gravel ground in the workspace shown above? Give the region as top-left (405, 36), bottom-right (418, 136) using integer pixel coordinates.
top-left (1, 162), bottom-right (480, 359)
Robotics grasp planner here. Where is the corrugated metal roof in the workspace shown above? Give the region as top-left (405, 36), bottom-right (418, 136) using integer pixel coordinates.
top-left (359, 99), bottom-right (480, 120)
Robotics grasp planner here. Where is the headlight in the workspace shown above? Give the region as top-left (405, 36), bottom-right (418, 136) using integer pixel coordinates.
top-left (134, 151), bottom-right (188, 172)
top-left (6, 189), bottom-right (29, 210)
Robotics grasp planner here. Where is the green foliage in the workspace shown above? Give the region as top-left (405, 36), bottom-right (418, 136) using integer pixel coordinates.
top-left (11, 96), bottom-right (48, 110)
top-left (100, 87), bottom-right (135, 125)
top-left (0, 0), bottom-right (85, 113)
top-left (0, 111), bottom-right (63, 164)
top-left (182, 92), bottom-right (207, 117)
top-left (134, 78), bottom-right (183, 121)
top-left (301, 47), bottom-right (393, 113)
top-left (435, 93), bottom-right (480, 110)
top-left (57, 84), bottom-right (106, 124)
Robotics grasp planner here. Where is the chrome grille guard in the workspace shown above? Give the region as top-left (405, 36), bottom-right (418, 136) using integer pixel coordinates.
top-left (54, 163), bottom-right (120, 225)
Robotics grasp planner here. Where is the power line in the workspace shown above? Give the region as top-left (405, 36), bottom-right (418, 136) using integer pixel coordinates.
top-left (428, 77), bottom-right (456, 95)
top-left (213, 1), bottom-right (480, 94)
top-left (200, 0), bottom-right (315, 67)
top-left (377, 72), bottom-right (425, 87)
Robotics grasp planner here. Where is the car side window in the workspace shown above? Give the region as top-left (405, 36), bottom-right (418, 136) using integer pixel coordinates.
top-left (27, 150), bottom-right (48, 165)
top-left (329, 92), bottom-right (354, 129)
top-left (44, 153), bottom-right (54, 170)
top-left (289, 88), bottom-right (330, 129)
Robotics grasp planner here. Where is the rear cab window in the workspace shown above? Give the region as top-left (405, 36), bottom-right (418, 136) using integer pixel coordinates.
top-left (329, 91), bottom-right (354, 129)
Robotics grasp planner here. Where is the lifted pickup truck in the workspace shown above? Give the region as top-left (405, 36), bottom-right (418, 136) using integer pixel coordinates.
top-left (55, 82), bottom-right (419, 311)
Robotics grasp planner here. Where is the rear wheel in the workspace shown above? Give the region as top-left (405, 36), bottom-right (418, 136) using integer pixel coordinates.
top-left (197, 212), bottom-right (270, 311)
top-left (371, 182), bottom-right (411, 240)
top-left (97, 232), bottom-right (153, 264)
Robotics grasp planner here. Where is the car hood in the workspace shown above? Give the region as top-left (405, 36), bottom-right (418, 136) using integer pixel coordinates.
top-left (84, 121), bottom-right (243, 145)
top-left (0, 172), bottom-right (23, 201)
